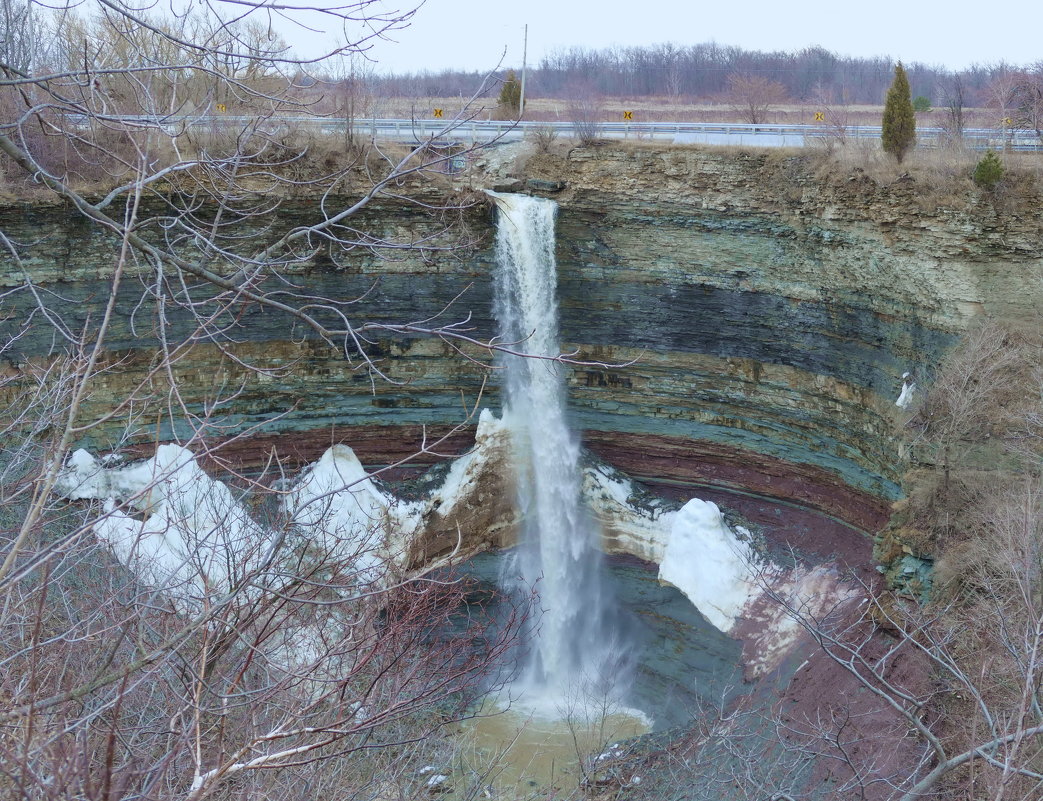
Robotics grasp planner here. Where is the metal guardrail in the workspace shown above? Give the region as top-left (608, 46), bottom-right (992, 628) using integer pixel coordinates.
top-left (90, 115), bottom-right (1043, 152)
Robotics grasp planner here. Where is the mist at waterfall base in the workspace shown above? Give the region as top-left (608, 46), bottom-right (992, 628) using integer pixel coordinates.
top-left (487, 192), bottom-right (642, 722)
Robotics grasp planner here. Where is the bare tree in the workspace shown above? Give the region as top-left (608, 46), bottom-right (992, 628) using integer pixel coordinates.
top-left (0, 297), bottom-right (525, 799)
top-left (648, 497), bottom-right (1043, 801)
top-left (0, 0), bottom-right (502, 303)
top-left (939, 73), bottom-right (966, 145)
top-left (0, 2), bottom-right (537, 798)
top-left (0, 0), bottom-right (517, 572)
top-left (764, 324), bottom-right (1043, 801)
top-left (323, 51), bottom-right (376, 156)
top-left (0, 438), bottom-right (523, 797)
top-left (901, 321), bottom-right (1029, 543)
top-left (565, 81), bottom-right (603, 145)
top-left (1008, 66), bottom-right (1043, 142)
top-left (984, 70), bottom-right (1024, 145)
top-left (615, 316), bottom-right (1043, 801)
top-left (0, 0), bottom-right (38, 75)
top-left (809, 82), bottom-right (853, 148)
top-left (0, 245), bottom-right (525, 798)
top-left (746, 544), bottom-right (1043, 801)
top-left (725, 73), bottom-right (789, 124)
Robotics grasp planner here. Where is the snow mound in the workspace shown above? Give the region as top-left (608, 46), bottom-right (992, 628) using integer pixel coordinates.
top-left (583, 458), bottom-right (764, 633)
top-left (58, 424), bottom-right (514, 604)
top-left (57, 445), bottom-right (268, 605)
top-left (284, 443), bottom-right (410, 582)
top-left (283, 415), bottom-right (510, 575)
top-left (657, 499), bottom-right (760, 633)
top-left (57, 430), bottom-right (776, 639)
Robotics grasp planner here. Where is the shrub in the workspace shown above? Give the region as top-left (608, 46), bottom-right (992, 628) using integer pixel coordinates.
top-left (566, 88), bottom-right (603, 145)
top-left (973, 150), bottom-right (1005, 189)
top-left (526, 124), bottom-right (558, 153)
top-left (913, 96), bottom-right (932, 112)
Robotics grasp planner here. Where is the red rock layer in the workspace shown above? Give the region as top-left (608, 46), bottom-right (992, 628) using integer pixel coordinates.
top-left (164, 424), bottom-right (888, 557)
top-left (129, 425), bottom-right (477, 483)
top-left (581, 430), bottom-right (890, 535)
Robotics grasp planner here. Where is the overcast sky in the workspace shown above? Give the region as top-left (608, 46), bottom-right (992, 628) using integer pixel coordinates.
top-left (313, 0), bottom-right (1041, 75)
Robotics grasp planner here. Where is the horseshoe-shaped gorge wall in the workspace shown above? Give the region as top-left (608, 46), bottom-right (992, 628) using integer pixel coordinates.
top-left (3, 147), bottom-right (1041, 560)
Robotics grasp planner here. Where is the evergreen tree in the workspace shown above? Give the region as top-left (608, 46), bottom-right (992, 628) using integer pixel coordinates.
top-left (973, 151), bottom-right (1004, 189)
top-left (882, 63), bottom-right (916, 163)
top-left (498, 69), bottom-right (521, 117)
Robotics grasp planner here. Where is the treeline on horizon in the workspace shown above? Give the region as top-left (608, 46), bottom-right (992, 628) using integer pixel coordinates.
top-left (367, 42), bottom-right (1038, 106)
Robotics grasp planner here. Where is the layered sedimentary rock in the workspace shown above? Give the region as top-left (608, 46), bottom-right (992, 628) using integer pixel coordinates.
top-left (3, 149), bottom-right (1041, 556)
top-left (537, 149), bottom-right (1041, 537)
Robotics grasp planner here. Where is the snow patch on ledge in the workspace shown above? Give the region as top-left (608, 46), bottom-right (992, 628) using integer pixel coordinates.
top-left (736, 565), bottom-right (862, 679)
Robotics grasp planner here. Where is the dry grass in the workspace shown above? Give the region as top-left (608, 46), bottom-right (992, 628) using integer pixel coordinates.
top-left (811, 137), bottom-right (1039, 177)
top-left (3, 105), bottom-right (1040, 213)
top-left (795, 138), bottom-right (1043, 211)
top-left (0, 120), bottom-right (449, 201)
top-left (547, 133), bottom-right (1042, 213)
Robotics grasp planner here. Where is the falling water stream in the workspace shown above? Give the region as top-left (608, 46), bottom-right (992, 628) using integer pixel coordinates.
top-left (490, 191), bottom-right (631, 708)
top-left (461, 193), bottom-right (648, 793)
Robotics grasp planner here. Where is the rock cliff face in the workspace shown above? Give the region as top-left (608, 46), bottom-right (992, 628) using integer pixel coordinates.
top-left (537, 148), bottom-right (1040, 531)
top-left (4, 148), bottom-right (1041, 557)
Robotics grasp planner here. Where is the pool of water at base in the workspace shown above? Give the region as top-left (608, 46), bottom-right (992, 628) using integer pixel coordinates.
top-left (454, 697), bottom-right (649, 798)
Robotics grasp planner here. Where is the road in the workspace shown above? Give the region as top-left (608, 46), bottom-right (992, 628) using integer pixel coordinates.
top-left (106, 115), bottom-right (1043, 151)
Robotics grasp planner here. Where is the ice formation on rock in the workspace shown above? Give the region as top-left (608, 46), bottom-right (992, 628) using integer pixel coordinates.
top-left (283, 443), bottom-right (410, 583)
top-left (55, 411), bottom-right (517, 600)
top-left (57, 444), bottom-right (269, 607)
top-left (582, 461), bottom-right (762, 633)
top-left (658, 499), bottom-right (759, 633)
top-left (896, 371), bottom-right (917, 409)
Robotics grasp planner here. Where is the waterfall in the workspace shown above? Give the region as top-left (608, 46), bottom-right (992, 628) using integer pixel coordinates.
top-left (490, 192), bottom-right (632, 716)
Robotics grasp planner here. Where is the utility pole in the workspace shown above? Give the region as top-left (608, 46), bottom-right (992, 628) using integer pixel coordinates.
top-left (519, 24), bottom-right (527, 118)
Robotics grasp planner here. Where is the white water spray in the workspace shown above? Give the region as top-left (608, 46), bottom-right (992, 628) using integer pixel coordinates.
top-left (490, 192), bottom-right (632, 715)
